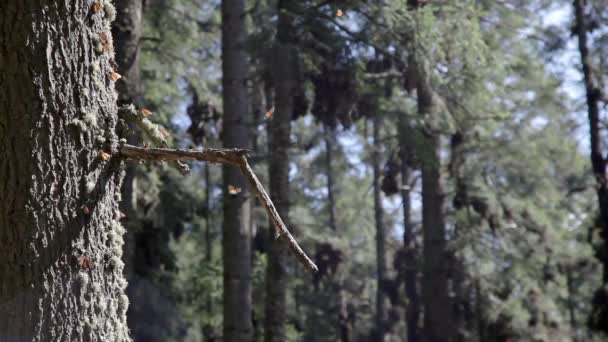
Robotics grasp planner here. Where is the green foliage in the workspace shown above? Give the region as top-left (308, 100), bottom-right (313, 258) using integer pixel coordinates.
top-left (121, 0), bottom-right (608, 341)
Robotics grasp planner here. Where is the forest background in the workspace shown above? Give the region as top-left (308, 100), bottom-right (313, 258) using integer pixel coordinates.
top-left (3, 0), bottom-right (608, 342)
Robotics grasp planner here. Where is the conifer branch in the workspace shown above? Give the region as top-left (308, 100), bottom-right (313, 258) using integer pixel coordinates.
top-left (119, 144), bottom-right (318, 272)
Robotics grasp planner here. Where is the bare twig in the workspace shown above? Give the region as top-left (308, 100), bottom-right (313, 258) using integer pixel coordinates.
top-left (119, 144), bottom-right (318, 272)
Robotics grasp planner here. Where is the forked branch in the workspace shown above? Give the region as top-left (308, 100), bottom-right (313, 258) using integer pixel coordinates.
top-left (120, 144), bottom-right (318, 272)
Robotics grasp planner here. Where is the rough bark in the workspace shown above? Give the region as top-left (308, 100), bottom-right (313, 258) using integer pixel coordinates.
top-left (574, 0), bottom-right (608, 332)
top-left (264, 1), bottom-right (295, 340)
top-left (372, 115), bottom-right (388, 339)
top-left (399, 119), bottom-right (420, 342)
top-left (221, 0), bottom-right (253, 339)
top-left (416, 65), bottom-right (452, 342)
top-left (0, 1), bottom-right (129, 341)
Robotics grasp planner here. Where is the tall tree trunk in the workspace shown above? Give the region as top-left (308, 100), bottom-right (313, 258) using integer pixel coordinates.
top-left (324, 125), bottom-right (338, 231)
top-left (263, 1), bottom-right (295, 340)
top-left (566, 265), bottom-right (578, 341)
top-left (372, 115), bottom-right (388, 340)
top-left (221, 0), bottom-right (252, 340)
top-left (113, 0), bottom-right (143, 107)
top-left (573, 0), bottom-right (608, 332)
top-left (205, 162), bottom-right (213, 315)
top-left (0, 1), bottom-right (130, 341)
top-left (399, 119), bottom-right (420, 342)
top-left (416, 65), bottom-right (452, 342)
top-left (111, 1), bottom-right (144, 340)
top-left (449, 132), bottom-right (471, 342)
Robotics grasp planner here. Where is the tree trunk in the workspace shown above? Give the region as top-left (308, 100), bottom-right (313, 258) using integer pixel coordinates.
top-left (0, 1), bottom-right (130, 341)
top-left (205, 162), bottom-right (213, 315)
top-left (417, 66), bottom-right (452, 342)
top-left (221, 0), bottom-right (252, 340)
top-left (573, 0), bottom-right (608, 332)
top-left (566, 265), bottom-right (578, 341)
top-left (112, 0), bottom-right (143, 107)
top-left (450, 132), bottom-right (470, 342)
top-left (399, 119), bottom-right (420, 342)
top-left (111, 1), bottom-right (144, 340)
top-left (324, 125), bottom-right (338, 232)
top-left (263, 1), bottom-right (295, 341)
top-left (372, 115), bottom-right (388, 340)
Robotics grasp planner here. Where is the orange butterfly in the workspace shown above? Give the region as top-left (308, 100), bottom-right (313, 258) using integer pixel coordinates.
top-left (159, 128), bottom-right (170, 138)
top-left (110, 72), bottom-right (122, 81)
top-left (264, 107), bottom-right (274, 120)
top-left (92, 2), bottom-right (103, 13)
top-left (228, 185), bottom-right (242, 195)
top-left (78, 255), bottom-right (94, 269)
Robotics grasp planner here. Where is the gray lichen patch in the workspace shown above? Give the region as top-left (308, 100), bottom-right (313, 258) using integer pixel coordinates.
top-left (85, 173), bottom-right (97, 194)
top-left (109, 255), bottom-right (123, 271)
top-left (69, 118), bottom-right (88, 131)
top-left (74, 271), bottom-right (90, 291)
top-left (103, 2), bottom-right (117, 23)
top-left (117, 294), bottom-right (129, 317)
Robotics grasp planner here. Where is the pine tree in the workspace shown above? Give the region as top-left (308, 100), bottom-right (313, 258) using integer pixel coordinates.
top-left (0, 1), bottom-right (130, 340)
top-left (221, 0), bottom-right (253, 340)
top-left (264, 0), bottom-right (297, 340)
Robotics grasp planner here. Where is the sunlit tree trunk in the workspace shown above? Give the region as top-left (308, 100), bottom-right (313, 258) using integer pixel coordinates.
top-left (221, 0), bottom-right (252, 340)
top-left (0, 1), bottom-right (130, 340)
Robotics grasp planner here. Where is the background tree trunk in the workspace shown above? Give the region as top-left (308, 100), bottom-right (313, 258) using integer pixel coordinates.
top-left (573, 0), bottom-right (608, 332)
top-left (221, 0), bottom-right (252, 340)
top-left (264, 1), bottom-right (295, 340)
top-left (417, 70), bottom-right (452, 342)
top-left (111, 1), bottom-right (145, 340)
top-left (0, 1), bottom-right (130, 341)
top-left (399, 119), bottom-right (420, 342)
top-left (324, 124), bottom-right (338, 232)
top-left (372, 115), bottom-right (388, 339)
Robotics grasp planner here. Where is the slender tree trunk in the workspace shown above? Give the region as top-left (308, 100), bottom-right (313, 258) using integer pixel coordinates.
top-left (0, 1), bottom-right (130, 341)
top-left (416, 66), bottom-right (452, 342)
top-left (399, 119), bottom-right (420, 342)
top-left (263, 1), bottom-right (295, 340)
top-left (566, 266), bottom-right (578, 341)
top-left (324, 125), bottom-right (338, 231)
top-left (574, 0), bottom-right (608, 332)
top-left (372, 115), bottom-right (388, 340)
top-left (205, 162), bottom-right (213, 314)
top-left (221, 0), bottom-right (252, 340)
top-left (449, 132), bottom-right (470, 342)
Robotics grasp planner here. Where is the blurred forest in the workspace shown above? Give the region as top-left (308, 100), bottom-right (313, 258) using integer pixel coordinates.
top-left (114, 0), bottom-right (608, 341)
top-left (5, 0), bottom-right (608, 341)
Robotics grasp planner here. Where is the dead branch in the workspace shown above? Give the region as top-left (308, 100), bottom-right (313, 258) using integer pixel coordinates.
top-left (119, 144), bottom-right (318, 272)
top-left (118, 105), bottom-right (191, 175)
